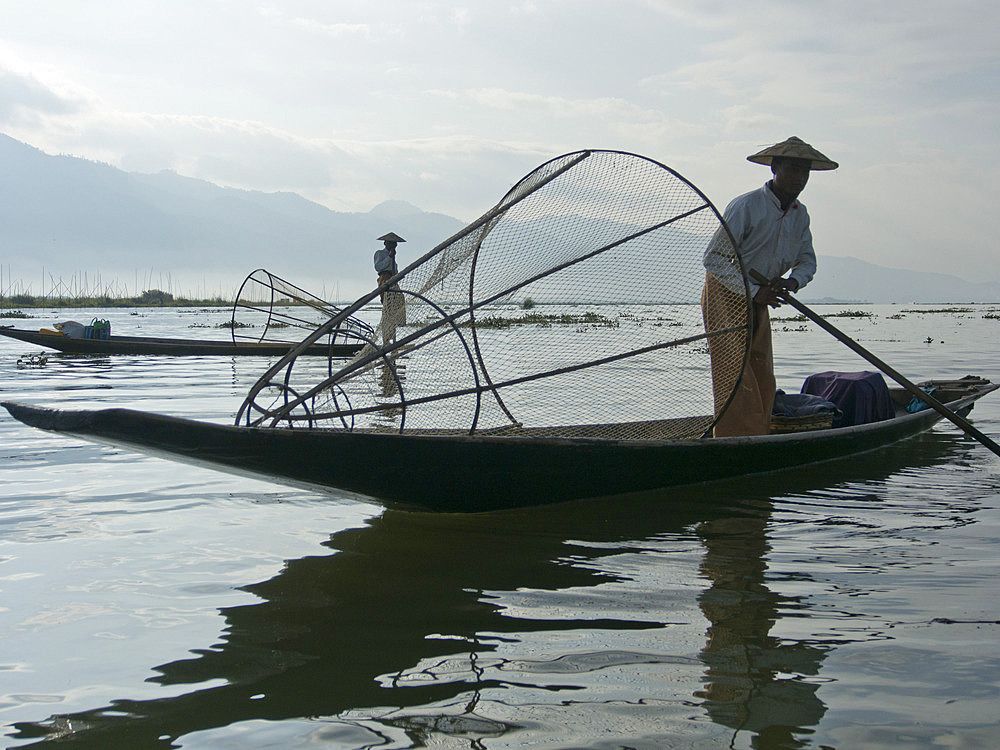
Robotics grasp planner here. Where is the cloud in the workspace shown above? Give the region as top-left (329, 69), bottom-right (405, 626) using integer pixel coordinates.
top-left (717, 105), bottom-right (783, 134)
top-left (450, 6), bottom-right (472, 30)
top-left (421, 87), bottom-right (703, 153)
top-left (258, 6), bottom-right (371, 37)
top-left (0, 65), bottom-right (85, 125)
top-left (309, 135), bottom-right (552, 217)
top-left (464, 88), bottom-right (636, 117)
top-left (508, 2), bottom-right (542, 16)
top-left (640, 0), bottom-right (1000, 114)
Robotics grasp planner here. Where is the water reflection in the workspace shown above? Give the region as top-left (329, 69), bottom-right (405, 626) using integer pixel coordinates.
top-left (372, 355), bottom-right (406, 430)
top-left (8, 435), bottom-right (964, 749)
top-left (696, 512), bottom-right (827, 748)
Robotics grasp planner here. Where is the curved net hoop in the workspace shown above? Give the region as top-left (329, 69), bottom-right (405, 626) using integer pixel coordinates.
top-left (236, 150), bottom-right (750, 439)
top-left (231, 268), bottom-right (373, 347)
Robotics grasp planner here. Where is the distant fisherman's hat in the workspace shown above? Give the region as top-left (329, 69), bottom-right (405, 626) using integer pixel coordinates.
top-left (378, 232), bottom-right (406, 243)
top-left (747, 136), bottom-right (838, 171)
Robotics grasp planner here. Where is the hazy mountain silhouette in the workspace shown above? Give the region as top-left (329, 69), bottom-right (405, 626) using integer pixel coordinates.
top-left (800, 255), bottom-right (1000, 304)
top-left (2, 134), bottom-right (997, 303)
top-left (0, 134), bottom-right (463, 299)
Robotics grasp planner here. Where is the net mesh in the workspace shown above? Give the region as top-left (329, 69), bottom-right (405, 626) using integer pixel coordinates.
top-left (236, 150), bottom-right (751, 440)
top-left (231, 268), bottom-right (373, 348)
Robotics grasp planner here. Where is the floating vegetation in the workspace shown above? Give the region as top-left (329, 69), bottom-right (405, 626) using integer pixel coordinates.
top-left (827, 310), bottom-right (874, 318)
top-left (983, 313), bottom-right (1000, 320)
top-left (628, 311), bottom-right (686, 327)
top-left (0, 310), bottom-right (31, 319)
top-left (16, 352), bottom-right (48, 367)
top-left (902, 308), bottom-right (973, 314)
top-left (408, 311), bottom-right (620, 330)
top-left (216, 321), bottom-right (255, 329)
top-left (521, 297), bottom-right (536, 310)
top-left (472, 311), bottom-right (619, 329)
top-left (887, 313), bottom-right (905, 320)
top-left (774, 310), bottom-right (872, 322)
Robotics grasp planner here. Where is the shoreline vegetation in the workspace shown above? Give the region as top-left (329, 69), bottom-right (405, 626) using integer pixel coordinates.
top-left (2, 289), bottom-right (998, 317)
top-left (0, 289), bottom-right (229, 311)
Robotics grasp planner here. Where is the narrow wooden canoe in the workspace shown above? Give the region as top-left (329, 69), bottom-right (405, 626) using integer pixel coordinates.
top-left (0, 326), bottom-right (363, 357)
top-left (3, 378), bottom-right (995, 512)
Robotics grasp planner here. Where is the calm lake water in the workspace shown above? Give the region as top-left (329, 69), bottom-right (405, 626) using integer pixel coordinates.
top-left (1, 304), bottom-right (999, 749)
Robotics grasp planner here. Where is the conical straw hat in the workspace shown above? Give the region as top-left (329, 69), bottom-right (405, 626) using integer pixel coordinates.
top-left (747, 136), bottom-right (838, 171)
top-left (378, 232), bottom-right (407, 242)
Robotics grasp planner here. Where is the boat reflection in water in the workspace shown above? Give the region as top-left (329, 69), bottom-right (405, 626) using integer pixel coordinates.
top-left (8, 435), bottom-right (964, 748)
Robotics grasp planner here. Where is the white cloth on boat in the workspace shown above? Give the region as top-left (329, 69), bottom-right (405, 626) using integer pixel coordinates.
top-left (53, 321), bottom-right (86, 338)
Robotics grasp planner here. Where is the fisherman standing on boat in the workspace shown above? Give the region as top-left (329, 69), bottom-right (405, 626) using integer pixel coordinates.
top-left (374, 232), bottom-right (405, 296)
top-left (702, 136), bottom-right (838, 437)
top-left (373, 232), bottom-right (406, 343)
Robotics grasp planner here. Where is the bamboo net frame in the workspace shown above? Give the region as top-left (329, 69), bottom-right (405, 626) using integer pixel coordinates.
top-left (236, 150), bottom-right (751, 440)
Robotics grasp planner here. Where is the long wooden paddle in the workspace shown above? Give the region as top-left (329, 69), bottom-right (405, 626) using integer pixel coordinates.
top-left (750, 269), bottom-right (1000, 458)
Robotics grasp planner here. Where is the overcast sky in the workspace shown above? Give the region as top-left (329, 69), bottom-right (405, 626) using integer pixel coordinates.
top-left (2, 0), bottom-right (998, 283)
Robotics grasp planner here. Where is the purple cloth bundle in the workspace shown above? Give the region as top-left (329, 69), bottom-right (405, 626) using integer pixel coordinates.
top-left (801, 371), bottom-right (895, 427)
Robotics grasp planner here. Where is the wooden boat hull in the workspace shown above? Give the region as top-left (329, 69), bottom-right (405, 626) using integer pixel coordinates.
top-left (0, 326), bottom-right (362, 357)
top-left (3, 380), bottom-right (995, 511)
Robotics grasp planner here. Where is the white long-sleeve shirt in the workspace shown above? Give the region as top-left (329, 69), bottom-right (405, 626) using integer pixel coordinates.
top-left (704, 182), bottom-right (816, 298)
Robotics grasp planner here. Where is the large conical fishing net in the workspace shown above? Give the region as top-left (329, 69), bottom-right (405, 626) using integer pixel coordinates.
top-left (230, 268), bottom-right (374, 349)
top-left (236, 150), bottom-right (751, 440)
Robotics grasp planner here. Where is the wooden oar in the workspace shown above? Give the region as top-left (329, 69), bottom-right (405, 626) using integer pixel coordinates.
top-left (750, 269), bottom-right (1000, 458)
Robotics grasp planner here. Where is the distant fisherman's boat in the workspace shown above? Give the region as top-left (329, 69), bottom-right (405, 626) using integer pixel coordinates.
top-left (0, 268), bottom-right (373, 358)
top-left (0, 326), bottom-right (365, 357)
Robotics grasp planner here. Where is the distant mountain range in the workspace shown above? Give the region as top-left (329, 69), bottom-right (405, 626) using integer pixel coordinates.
top-left (801, 256), bottom-right (1000, 305)
top-left (2, 133), bottom-right (998, 303)
top-left (0, 134), bottom-right (464, 300)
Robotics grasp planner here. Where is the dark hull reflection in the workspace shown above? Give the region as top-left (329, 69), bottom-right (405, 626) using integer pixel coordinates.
top-left (10, 432), bottom-right (968, 748)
